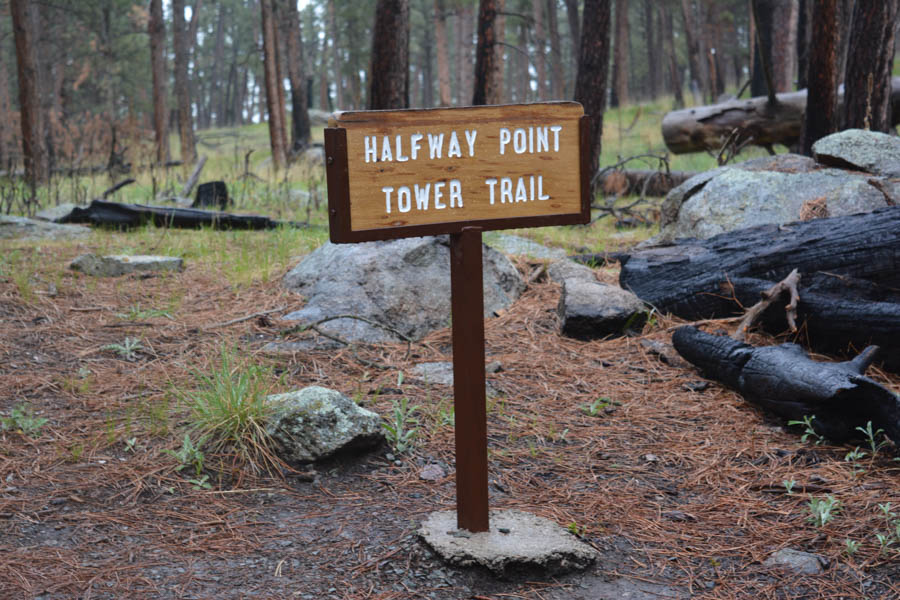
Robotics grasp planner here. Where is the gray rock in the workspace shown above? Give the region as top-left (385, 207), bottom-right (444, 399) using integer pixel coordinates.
top-left (283, 236), bottom-right (524, 343)
top-left (34, 203), bottom-right (85, 223)
top-left (763, 548), bottom-right (827, 575)
top-left (558, 278), bottom-right (647, 340)
top-left (70, 254), bottom-right (184, 277)
top-left (544, 576), bottom-right (685, 599)
top-left (813, 129), bottom-right (900, 177)
top-left (0, 215), bottom-right (91, 241)
top-left (419, 509), bottom-right (598, 576)
top-left (657, 167), bottom-right (889, 242)
top-left (485, 233), bottom-right (567, 260)
top-left (409, 361), bottom-right (500, 396)
top-left (265, 386), bottom-right (383, 463)
top-left (547, 259), bottom-right (596, 284)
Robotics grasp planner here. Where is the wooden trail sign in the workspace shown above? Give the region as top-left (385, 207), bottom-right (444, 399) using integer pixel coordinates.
top-left (324, 103), bottom-right (591, 532)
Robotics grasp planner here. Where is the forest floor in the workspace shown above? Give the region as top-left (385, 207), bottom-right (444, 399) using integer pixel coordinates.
top-left (2, 229), bottom-right (900, 600)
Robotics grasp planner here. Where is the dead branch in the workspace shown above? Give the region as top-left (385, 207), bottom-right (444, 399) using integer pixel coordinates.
top-left (203, 306), bottom-right (287, 330)
top-left (732, 269), bottom-right (800, 341)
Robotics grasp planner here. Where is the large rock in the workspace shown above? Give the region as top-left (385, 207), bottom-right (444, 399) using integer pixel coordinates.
top-left (813, 128), bottom-right (900, 177)
top-left (35, 203), bottom-right (86, 223)
top-left (558, 278), bottom-right (647, 340)
top-left (485, 233), bottom-right (567, 260)
top-left (265, 386), bottom-right (383, 463)
top-left (283, 236), bottom-right (525, 343)
top-left (655, 152), bottom-right (893, 243)
top-left (70, 254), bottom-right (184, 277)
top-left (0, 215), bottom-right (91, 241)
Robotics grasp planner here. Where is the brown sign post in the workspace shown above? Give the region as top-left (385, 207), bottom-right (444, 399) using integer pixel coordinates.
top-left (325, 102), bottom-right (591, 532)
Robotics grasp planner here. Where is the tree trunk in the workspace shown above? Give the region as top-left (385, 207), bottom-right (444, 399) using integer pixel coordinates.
top-left (0, 40), bottom-right (10, 170)
top-left (661, 2), bottom-right (684, 109)
top-left (546, 0), bottom-right (564, 99)
top-left (679, 0), bottom-right (706, 103)
top-left (771, 0), bottom-right (798, 92)
top-left (492, 0), bottom-right (506, 103)
top-left (796, 0), bottom-right (812, 89)
top-left (800, 0), bottom-right (839, 155)
top-left (472, 0), bottom-right (500, 105)
top-left (319, 9), bottom-right (331, 111)
top-left (172, 0), bottom-right (196, 163)
top-left (532, 0), bottom-right (547, 100)
top-left (643, 0), bottom-right (658, 100)
top-left (662, 77), bottom-right (900, 153)
top-left (611, 0), bottom-right (629, 107)
top-left (369, 0), bottom-right (410, 110)
top-left (149, 0), bottom-right (169, 164)
top-left (563, 0), bottom-right (580, 71)
top-left (841, 0), bottom-right (899, 132)
top-left (422, 19), bottom-right (435, 107)
top-left (329, 0), bottom-right (344, 110)
top-left (260, 0), bottom-right (287, 169)
top-left (434, 0), bottom-right (452, 106)
top-left (574, 0), bottom-right (612, 179)
top-left (210, 3), bottom-right (226, 127)
top-left (750, 0), bottom-right (776, 97)
top-left (280, 0), bottom-right (311, 152)
top-left (10, 0), bottom-right (47, 185)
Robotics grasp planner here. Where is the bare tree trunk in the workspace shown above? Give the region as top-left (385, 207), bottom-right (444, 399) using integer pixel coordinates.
top-left (329, 0), bottom-right (344, 110)
top-left (643, 0), bottom-right (658, 99)
top-left (680, 0), bottom-right (706, 103)
top-left (422, 20), bottom-right (435, 107)
top-left (10, 0), bottom-right (47, 184)
top-left (459, 3), bottom-right (475, 103)
top-left (210, 3), bottom-right (226, 127)
top-left (472, 0), bottom-right (501, 105)
top-left (280, 0), bottom-right (311, 152)
top-left (0, 40), bottom-right (10, 169)
top-left (662, 2), bottom-right (685, 108)
top-left (172, 0), bottom-right (196, 163)
top-left (368, 0), bottom-right (410, 109)
top-left (533, 0), bottom-right (547, 100)
top-left (149, 0), bottom-right (169, 164)
top-left (574, 0), bottom-right (612, 179)
top-left (563, 0), bottom-right (581, 69)
top-left (260, 0), bottom-right (287, 169)
top-left (546, 0), bottom-right (564, 98)
top-left (801, 0), bottom-right (839, 155)
top-left (319, 12), bottom-right (331, 110)
top-left (842, 0), bottom-right (899, 131)
top-left (611, 0), bottom-right (629, 107)
top-left (434, 0), bottom-right (452, 105)
top-left (270, 1), bottom-right (289, 153)
top-left (796, 0), bottom-right (812, 89)
top-left (492, 0), bottom-right (505, 103)
top-left (771, 0), bottom-right (798, 92)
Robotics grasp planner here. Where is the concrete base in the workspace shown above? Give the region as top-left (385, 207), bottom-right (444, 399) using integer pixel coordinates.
top-left (419, 509), bottom-right (599, 576)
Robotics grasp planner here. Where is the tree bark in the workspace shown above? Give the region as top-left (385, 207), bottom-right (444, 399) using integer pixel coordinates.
top-left (280, 0), bottom-right (311, 152)
top-left (563, 0), bottom-right (581, 71)
top-left (0, 39), bottom-right (10, 169)
top-left (532, 0), bottom-right (547, 100)
top-left (149, 0), bottom-right (169, 165)
top-left (611, 0), bottom-right (629, 107)
top-left (329, 0), bottom-right (343, 110)
top-left (800, 0), bottom-right (839, 155)
top-left (750, 0), bottom-right (777, 97)
top-left (260, 0), bottom-right (287, 169)
top-left (770, 0), bottom-right (798, 92)
top-left (662, 78), bottom-right (900, 154)
top-left (546, 0), bottom-right (564, 98)
top-left (472, 0), bottom-right (501, 105)
top-left (10, 0), bottom-right (47, 185)
top-left (368, 0), bottom-right (410, 110)
top-left (210, 3), bottom-right (226, 127)
top-left (434, 0), bottom-right (452, 106)
top-left (574, 0), bottom-right (612, 180)
top-left (841, 0), bottom-right (899, 132)
top-left (661, 2), bottom-right (684, 109)
top-left (643, 0), bottom-right (658, 100)
top-left (680, 0), bottom-right (706, 103)
top-left (172, 0), bottom-right (196, 164)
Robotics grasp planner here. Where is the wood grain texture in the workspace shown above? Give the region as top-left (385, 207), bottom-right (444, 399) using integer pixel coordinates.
top-left (330, 103), bottom-right (585, 234)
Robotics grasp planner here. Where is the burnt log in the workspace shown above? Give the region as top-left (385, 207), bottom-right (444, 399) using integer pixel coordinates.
top-left (672, 326), bottom-right (900, 445)
top-left (620, 207), bottom-right (900, 370)
top-left (662, 77), bottom-right (900, 154)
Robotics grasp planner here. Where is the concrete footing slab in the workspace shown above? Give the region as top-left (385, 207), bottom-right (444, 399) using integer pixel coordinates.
top-left (419, 509), bottom-right (599, 576)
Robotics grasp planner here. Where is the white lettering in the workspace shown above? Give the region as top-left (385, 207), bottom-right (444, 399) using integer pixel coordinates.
top-left (550, 125), bottom-right (562, 152)
top-left (447, 131), bottom-right (462, 158)
top-left (434, 181), bottom-right (446, 209)
top-left (449, 179), bottom-right (463, 208)
top-left (515, 177), bottom-right (528, 202)
top-left (528, 126), bottom-right (534, 153)
top-left (499, 127), bottom-right (511, 155)
top-left (364, 136), bottom-right (377, 163)
top-left (485, 178), bottom-right (498, 205)
top-left (395, 135), bottom-right (409, 162)
top-left (397, 186), bottom-right (411, 212)
top-left (414, 183), bottom-right (431, 210)
top-left (428, 133), bottom-right (444, 159)
top-left (538, 175), bottom-right (550, 200)
top-left (530, 175), bottom-right (535, 200)
top-left (382, 186), bottom-right (394, 213)
top-left (410, 133), bottom-right (424, 160)
top-left (500, 177), bottom-right (513, 204)
top-left (513, 128), bottom-right (526, 154)
top-left (536, 127), bottom-right (549, 152)
top-left (464, 130), bottom-right (477, 156)
top-left (381, 137), bottom-right (393, 162)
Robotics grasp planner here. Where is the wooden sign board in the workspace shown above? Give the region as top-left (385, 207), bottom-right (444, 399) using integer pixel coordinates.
top-left (325, 102), bottom-right (590, 243)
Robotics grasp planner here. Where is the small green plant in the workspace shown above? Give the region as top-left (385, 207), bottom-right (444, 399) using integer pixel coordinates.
top-left (102, 337), bottom-right (143, 360)
top-left (188, 474), bottom-right (212, 490)
top-left (567, 522), bottom-right (586, 536)
top-left (875, 533), bottom-right (894, 555)
top-left (68, 443), bottom-right (84, 463)
top-left (116, 303), bottom-right (173, 321)
top-left (844, 447), bottom-right (868, 477)
top-left (855, 421), bottom-right (890, 457)
top-left (787, 415), bottom-right (825, 445)
top-left (581, 396), bottom-right (612, 417)
top-left (806, 495), bottom-right (841, 528)
top-left (164, 433), bottom-right (207, 477)
top-left (435, 399), bottom-right (455, 427)
top-left (383, 395), bottom-right (420, 453)
top-left (124, 437), bottom-right (138, 452)
top-left (782, 479), bottom-right (796, 495)
top-left (1, 404), bottom-right (48, 437)
top-left (844, 539), bottom-right (860, 556)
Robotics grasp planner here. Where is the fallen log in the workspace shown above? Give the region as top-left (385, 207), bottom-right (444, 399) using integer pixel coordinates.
top-left (619, 207), bottom-right (900, 370)
top-left (662, 77), bottom-right (900, 154)
top-left (60, 199), bottom-right (311, 230)
top-left (672, 326), bottom-right (900, 445)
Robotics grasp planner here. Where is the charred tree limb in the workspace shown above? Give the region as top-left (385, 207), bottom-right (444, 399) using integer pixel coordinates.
top-left (672, 326), bottom-right (900, 445)
top-left (662, 77), bottom-right (900, 154)
top-left (733, 268), bottom-right (800, 341)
